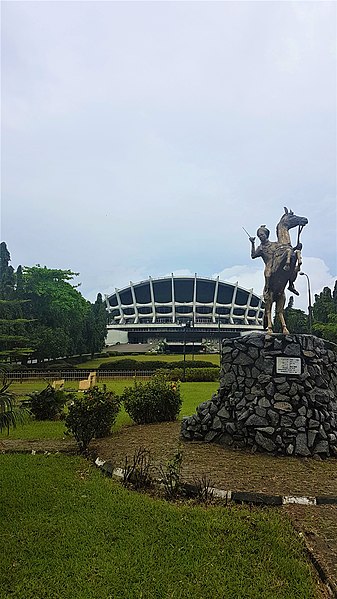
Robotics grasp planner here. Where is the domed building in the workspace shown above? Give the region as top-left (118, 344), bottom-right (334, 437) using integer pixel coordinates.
top-left (105, 274), bottom-right (264, 349)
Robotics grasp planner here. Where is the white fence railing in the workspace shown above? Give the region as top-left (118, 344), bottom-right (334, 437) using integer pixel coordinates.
top-left (7, 371), bottom-right (154, 382)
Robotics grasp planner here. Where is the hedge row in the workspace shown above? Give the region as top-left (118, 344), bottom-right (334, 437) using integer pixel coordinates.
top-left (156, 367), bottom-right (219, 382)
top-left (98, 359), bottom-right (218, 371)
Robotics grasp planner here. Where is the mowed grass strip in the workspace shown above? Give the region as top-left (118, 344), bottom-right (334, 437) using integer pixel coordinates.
top-left (0, 454), bottom-right (318, 599)
top-left (0, 381), bottom-right (219, 440)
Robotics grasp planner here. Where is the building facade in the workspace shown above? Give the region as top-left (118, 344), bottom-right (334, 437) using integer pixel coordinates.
top-left (105, 275), bottom-right (264, 347)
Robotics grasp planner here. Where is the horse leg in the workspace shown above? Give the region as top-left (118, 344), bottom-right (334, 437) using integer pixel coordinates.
top-left (276, 292), bottom-right (289, 335)
top-left (263, 292), bottom-right (273, 333)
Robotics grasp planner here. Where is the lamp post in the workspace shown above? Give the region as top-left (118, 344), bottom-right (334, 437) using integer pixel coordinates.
top-left (191, 317), bottom-right (195, 362)
top-left (218, 315), bottom-right (222, 361)
top-left (182, 320), bottom-right (191, 382)
top-left (299, 271), bottom-right (313, 334)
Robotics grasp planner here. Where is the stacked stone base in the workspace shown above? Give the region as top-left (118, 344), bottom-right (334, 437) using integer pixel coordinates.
top-left (181, 333), bottom-right (337, 457)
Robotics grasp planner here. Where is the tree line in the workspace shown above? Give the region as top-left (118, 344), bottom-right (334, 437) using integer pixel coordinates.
top-left (0, 242), bottom-right (107, 364)
top-left (273, 281), bottom-right (337, 343)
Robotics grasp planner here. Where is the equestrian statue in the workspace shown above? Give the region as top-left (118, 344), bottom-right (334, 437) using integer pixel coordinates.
top-left (248, 207), bottom-right (308, 335)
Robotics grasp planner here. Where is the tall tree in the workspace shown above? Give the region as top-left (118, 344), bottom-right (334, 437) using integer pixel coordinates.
top-left (312, 281), bottom-right (337, 344)
top-left (22, 266), bottom-right (91, 361)
top-left (86, 293), bottom-right (108, 357)
top-left (0, 243), bottom-right (33, 363)
top-left (312, 286), bottom-right (336, 323)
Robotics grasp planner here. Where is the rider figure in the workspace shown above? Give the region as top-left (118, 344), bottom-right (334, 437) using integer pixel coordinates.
top-left (249, 225), bottom-right (300, 296)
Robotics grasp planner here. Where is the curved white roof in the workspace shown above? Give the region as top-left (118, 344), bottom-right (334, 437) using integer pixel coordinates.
top-left (106, 275), bottom-right (263, 329)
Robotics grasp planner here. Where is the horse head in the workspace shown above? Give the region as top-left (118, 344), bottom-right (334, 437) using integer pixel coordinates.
top-left (281, 206), bottom-right (308, 231)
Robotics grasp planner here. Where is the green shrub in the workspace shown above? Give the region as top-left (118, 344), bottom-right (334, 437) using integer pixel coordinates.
top-left (0, 363), bottom-right (29, 372)
top-left (121, 374), bottom-right (182, 424)
top-left (29, 384), bottom-right (70, 420)
top-left (157, 367), bottom-right (219, 382)
top-left (98, 359), bottom-right (168, 371)
top-left (166, 360), bottom-right (218, 370)
top-left (185, 367), bottom-right (219, 381)
top-left (65, 386), bottom-right (120, 453)
top-left (98, 359), bottom-right (218, 371)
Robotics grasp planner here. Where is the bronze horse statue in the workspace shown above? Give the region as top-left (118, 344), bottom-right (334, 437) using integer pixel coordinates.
top-left (249, 207), bottom-right (308, 334)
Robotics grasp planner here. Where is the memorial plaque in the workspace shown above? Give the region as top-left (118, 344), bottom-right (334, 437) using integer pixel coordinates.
top-left (276, 356), bottom-right (301, 375)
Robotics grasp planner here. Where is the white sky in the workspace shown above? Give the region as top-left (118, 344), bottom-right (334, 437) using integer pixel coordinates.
top-left (1, 1), bottom-right (336, 311)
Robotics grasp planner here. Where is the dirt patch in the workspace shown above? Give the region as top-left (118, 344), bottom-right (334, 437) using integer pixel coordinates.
top-left (91, 421), bottom-right (337, 497)
top-left (2, 422), bottom-right (336, 496)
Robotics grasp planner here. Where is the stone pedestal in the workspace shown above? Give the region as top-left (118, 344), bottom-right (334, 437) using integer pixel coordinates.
top-left (181, 333), bottom-right (337, 457)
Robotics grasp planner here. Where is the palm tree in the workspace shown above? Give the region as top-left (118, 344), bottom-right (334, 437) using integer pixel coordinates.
top-left (0, 371), bottom-right (30, 433)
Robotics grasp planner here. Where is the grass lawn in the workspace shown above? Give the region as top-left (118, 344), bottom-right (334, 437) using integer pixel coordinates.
top-left (0, 381), bottom-right (219, 440)
top-left (0, 454), bottom-right (318, 599)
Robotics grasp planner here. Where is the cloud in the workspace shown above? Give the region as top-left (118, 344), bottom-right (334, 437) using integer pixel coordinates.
top-left (2, 1), bottom-right (336, 307)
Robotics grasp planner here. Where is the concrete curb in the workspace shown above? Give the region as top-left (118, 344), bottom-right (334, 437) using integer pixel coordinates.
top-left (2, 449), bottom-right (336, 506)
top-left (94, 456), bottom-right (337, 506)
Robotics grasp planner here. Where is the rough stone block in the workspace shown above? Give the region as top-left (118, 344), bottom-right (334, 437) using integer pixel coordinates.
top-left (268, 411), bottom-right (280, 427)
top-left (295, 433), bottom-right (310, 456)
top-left (276, 382), bottom-right (290, 393)
top-left (314, 440), bottom-right (329, 454)
top-left (274, 401), bottom-right (292, 412)
top-left (218, 406), bottom-right (230, 419)
top-left (258, 397), bottom-right (271, 408)
top-left (212, 416), bottom-right (222, 430)
top-left (245, 414), bottom-right (269, 427)
top-left (284, 344), bottom-right (301, 357)
top-left (204, 430), bottom-right (219, 443)
top-left (255, 407), bottom-right (267, 418)
top-left (294, 416), bottom-right (307, 428)
top-left (256, 427), bottom-right (274, 435)
top-left (255, 431), bottom-right (276, 452)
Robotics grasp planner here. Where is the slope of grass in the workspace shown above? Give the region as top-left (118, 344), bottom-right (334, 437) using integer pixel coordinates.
top-left (0, 454), bottom-right (318, 599)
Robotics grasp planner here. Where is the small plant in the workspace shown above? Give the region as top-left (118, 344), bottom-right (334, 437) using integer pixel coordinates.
top-left (121, 373), bottom-right (182, 424)
top-left (194, 475), bottom-right (214, 503)
top-left (122, 447), bottom-right (153, 489)
top-left (0, 371), bottom-right (30, 433)
top-left (159, 448), bottom-right (183, 499)
top-left (29, 384), bottom-right (69, 420)
top-left (65, 385), bottom-right (120, 453)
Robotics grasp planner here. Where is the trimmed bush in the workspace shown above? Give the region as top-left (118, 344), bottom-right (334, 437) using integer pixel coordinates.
top-left (185, 368), bottom-right (219, 382)
top-left (65, 386), bottom-right (120, 453)
top-left (98, 359), bottom-right (218, 371)
top-left (29, 384), bottom-right (70, 420)
top-left (166, 360), bottom-right (218, 370)
top-left (98, 359), bottom-right (168, 371)
top-left (121, 373), bottom-right (182, 424)
top-left (156, 367), bottom-right (219, 382)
